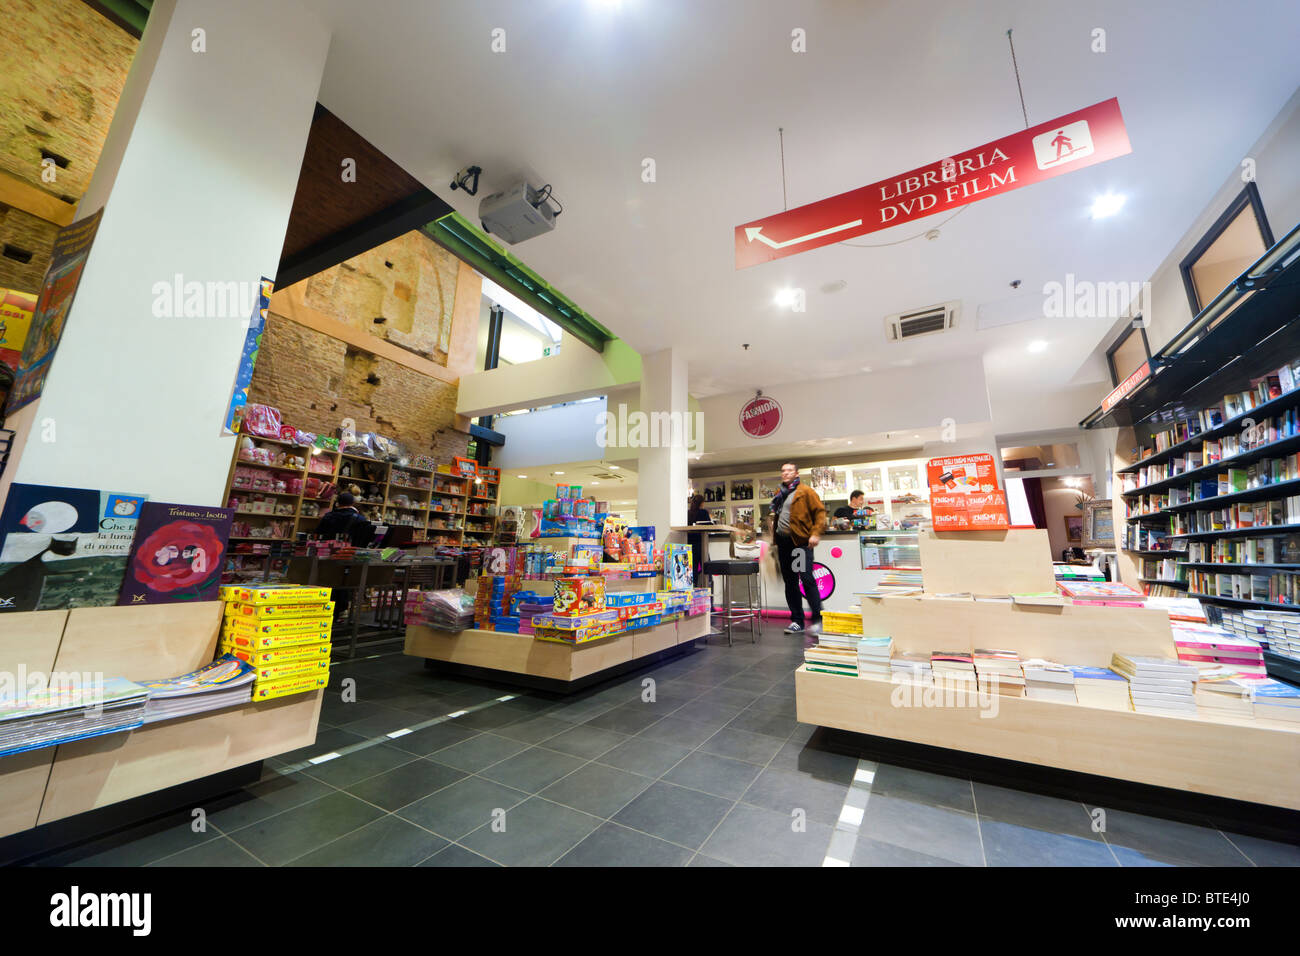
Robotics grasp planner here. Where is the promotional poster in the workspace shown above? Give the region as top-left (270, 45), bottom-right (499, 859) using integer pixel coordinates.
top-left (926, 454), bottom-right (1011, 531)
top-left (117, 503), bottom-right (234, 605)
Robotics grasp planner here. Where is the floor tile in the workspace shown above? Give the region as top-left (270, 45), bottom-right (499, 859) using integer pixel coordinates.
top-left (397, 776), bottom-right (529, 841)
top-left (556, 822), bottom-right (692, 867)
top-left (491, 713), bottom-right (573, 746)
top-left (741, 767), bottom-right (849, 827)
top-left (597, 737), bottom-right (693, 778)
top-left (387, 721), bottom-right (480, 757)
top-left (582, 702), bottom-right (666, 735)
top-left (1087, 807), bottom-right (1250, 866)
top-left (460, 797), bottom-right (602, 867)
top-left (612, 782), bottom-right (732, 850)
top-left (701, 803), bottom-right (833, 867)
top-left (636, 716), bottom-right (723, 749)
top-left (859, 793), bottom-right (985, 866)
top-left (850, 836), bottom-right (968, 867)
top-left (872, 764), bottom-right (975, 813)
top-left (688, 854), bottom-right (736, 866)
top-left (418, 843), bottom-right (501, 866)
top-left (344, 758), bottom-right (467, 811)
top-left (541, 724), bottom-right (629, 760)
top-left (148, 836), bottom-right (264, 867)
top-left (699, 687), bottom-right (762, 709)
top-left (275, 727), bottom-right (367, 764)
top-left (724, 709), bottom-right (799, 740)
top-left (540, 762), bottom-right (654, 819)
top-left (546, 697), bottom-right (620, 724)
top-left (972, 781), bottom-right (1097, 838)
top-left (1225, 832), bottom-right (1300, 866)
top-left (203, 771), bottom-right (337, 833)
top-left (333, 708), bottom-right (428, 739)
top-left (981, 820), bottom-right (1118, 866)
top-left (225, 792), bottom-right (384, 866)
top-left (768, 740), bottom-right (859, 785)
top-left (477, 747), bottom-right (587, 793)
top-left (288, 814), bottom-right (448, 866)
top-left (744, 693), bottom-right (797, 717)
top-left (1110, 846), bottom-right (1178, 867)
top-left (300, 743), bottom-right (418, 788)
top-left (428, 732), bottom-right (528, 772)
top-left (663, 751), bottom-right (762, 800)
top-left (37, 812), bottom-right (220, 867)
top-left (699, 727), bottom-right (785, 765)
top-left (670, 699), bottom-right (746, 725)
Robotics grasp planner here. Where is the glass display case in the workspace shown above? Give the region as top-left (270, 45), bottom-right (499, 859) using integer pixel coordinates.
top-left (859, 529), bottom-right (922, 569)
top-left (731, 505), bottom-right (754, 527)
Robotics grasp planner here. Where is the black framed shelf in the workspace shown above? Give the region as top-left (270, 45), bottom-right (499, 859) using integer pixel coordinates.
top-left (1186, 562), bottom-right (1300, 570)
top-left (1122, 548), bottom-right (1187, 555)
top-left (1189, 592), bottom-right (1300, 611)
top-left (1127, 475), bottom-right (1300, 518)
top-left (1262, 651), bottom-right (1300, 686)
top-left (1171, 523), bottom-right (1300, 540)
top-left (1120, 430), bottom-right (1300, 496)
top-left (1139, 578), bottom-right (1188, 586)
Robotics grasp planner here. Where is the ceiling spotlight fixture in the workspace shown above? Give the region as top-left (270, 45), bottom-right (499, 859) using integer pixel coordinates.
top-left (914, 434), bottom-right (920, 439)
top-left (1009, 279), bottom-right (1022, 289)
top-left (1028, 339), bottom-right (1048, 353)
top-left (1090, 193), bottom-right (1126, 219)
top-left (924, 229), bottom-right (940, 241)
top-left (774, 288), bottom-right (797, 307)
top-left (609, 465), bottom-right (620, 470)
top-left (554, 471), bottom-right (565, 475)
top-left (861, 366), bottom-right (873, 373)
top-left (517, 475), bottom-right (528, 478)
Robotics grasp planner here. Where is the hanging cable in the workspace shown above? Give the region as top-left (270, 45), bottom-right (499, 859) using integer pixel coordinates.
top-left (1007, 28), bottom-right (1029, 128)
top-left (779, 127), bottom-right (788, 211)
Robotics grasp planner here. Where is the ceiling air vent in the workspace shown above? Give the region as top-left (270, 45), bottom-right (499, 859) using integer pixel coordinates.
top-left (885, 301), bottom-right (960, 342)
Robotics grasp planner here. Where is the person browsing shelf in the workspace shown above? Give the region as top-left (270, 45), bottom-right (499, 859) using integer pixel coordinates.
top-left (686, 493), bottom-right (711, 579)
top-left (771, 462), bottom-right (826, 637)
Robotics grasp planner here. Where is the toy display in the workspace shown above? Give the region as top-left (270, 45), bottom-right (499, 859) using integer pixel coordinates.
top-left (553, 576), bottom-right (606, 615)
top-left (666, 543), bottom-right (694, 590)
top-left (241, 404), bottom-right (282, 439)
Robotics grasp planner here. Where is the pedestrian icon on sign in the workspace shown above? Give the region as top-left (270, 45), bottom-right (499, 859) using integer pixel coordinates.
top-left (1049, 130), bottom-right (1074, 163)
top-left (1031, 119), bottom-right (1096, 170)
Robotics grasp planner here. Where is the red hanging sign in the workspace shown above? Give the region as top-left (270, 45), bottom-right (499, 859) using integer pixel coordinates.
top-left (739, 395), bottom-right (782, 438)
top-left (1101, 359), bottom-right (1152, 413)
top-left (736, 98), bottom-right (1131, 269)
top-left (926, 454), bottom-right (1010, 531)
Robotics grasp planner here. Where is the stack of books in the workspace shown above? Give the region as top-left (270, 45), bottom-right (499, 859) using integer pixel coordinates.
top-left (1021, 659), bottom-right (1076, 703)
top-left (890, 651), bottom-right (933, 685)
top-left (804, 635), bottom-right (858, 677)
top-left (138, 655), bottom-right (257, 723)
top-left (1193, 667), bottom-right (1256, 721)
top-left (1066, 665), bottom-right (1132, 711)
top-left (930, 650), bottom-right (977, 692)
top-left (1111, 653), bottom-right (1199, 716)
top-left (1251, 679), bottom-right (1300, 723)
top-left (973, 648), bottom-right (1025, 697)
top-left (856, 636), bottom-right (893, 681)
top-left (1171, 622), bottom-right (1266, 678)
top-left (1057, 581), bottom-right (1146, 607)
top-left (0, 678), bottom-right (149, 757)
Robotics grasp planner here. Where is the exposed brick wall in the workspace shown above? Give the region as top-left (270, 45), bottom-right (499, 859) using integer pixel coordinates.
top-left (0, 202), bottom-right (59, 292)
top-left (301, 231), bottom-right (458, 366)
top-left (247, 314), bottom-right (469, 462)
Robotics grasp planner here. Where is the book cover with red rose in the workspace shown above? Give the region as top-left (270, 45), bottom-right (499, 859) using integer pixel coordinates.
top-left (117, 503), bottom-right (234, 606)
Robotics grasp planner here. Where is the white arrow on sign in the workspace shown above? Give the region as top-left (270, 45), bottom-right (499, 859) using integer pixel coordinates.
top-left (744, 219), bottom-right (863, 249)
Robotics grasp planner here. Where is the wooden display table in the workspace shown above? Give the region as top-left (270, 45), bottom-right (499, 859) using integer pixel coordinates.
top-left (795, 595), bottom-right (1300, 810)
top-left (0, 603), bottom-right (323, 840)
top-left (405, 613), bottom-right (710, 690)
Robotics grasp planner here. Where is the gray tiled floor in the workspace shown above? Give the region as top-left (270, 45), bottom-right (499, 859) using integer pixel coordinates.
top-left (20, 637), bottom-right (1300, 867)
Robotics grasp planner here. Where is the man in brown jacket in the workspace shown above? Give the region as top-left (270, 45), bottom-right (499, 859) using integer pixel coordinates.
top-left (771, 462), bottom-right (827, 636)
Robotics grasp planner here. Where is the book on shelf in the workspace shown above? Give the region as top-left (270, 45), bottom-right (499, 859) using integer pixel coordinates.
top-left (1021, 658), bottom-right (1077, 703)
top-left (1066, 666), bottom-right (1132, 711)
top-left (0, 677), bottom-right (149, 757)
top-left (1250, 679), bottom-right (1300, 723)
top-left (890, 651), bottom-right (933, 685)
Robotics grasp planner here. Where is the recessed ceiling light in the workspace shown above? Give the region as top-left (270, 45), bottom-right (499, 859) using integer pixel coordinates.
top-left (914, 434), bottom-right (920, 439)
top-left (591, 482), bottom-right (599, 486)
top-left (1090, 193), bottom-right (1125, 219)
top-left (609, 465), bottom-right (620, 470)
top-left (861, 366), bottom-right (873, 373)
top-left (774, 287), bottom-right (797, 307)
top-left (1027, 340), bottom-right (1048, 353)
top-left (554, 471), bottom-right (565, 475)
top-left (517, 475), bottom-right (528, 478)
top-left (847, 441), bottom-right (853, 445)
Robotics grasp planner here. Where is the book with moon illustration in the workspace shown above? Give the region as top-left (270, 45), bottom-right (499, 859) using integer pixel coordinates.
top-left (117, 502), bottom-right (234, 606)
top-left (0, 483), bottom-right (148, 612)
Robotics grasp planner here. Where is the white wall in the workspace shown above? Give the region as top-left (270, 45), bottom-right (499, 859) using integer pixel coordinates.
top-left (11, 0), bottom-right (330, 505)
top-left (492, 398), bottom-right (607, 468)
top-left (1144, 88), bottom-right (1300, 353)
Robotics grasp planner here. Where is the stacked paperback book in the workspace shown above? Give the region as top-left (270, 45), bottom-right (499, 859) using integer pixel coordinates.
top-left (1111, 653), bottom-right (1199, 716)
top-left (856, 636), bottom-right (893, 681)
top-left (220, 585), bottom-right (333, 701)
top-left (1067, 665), bottom-right (1132, 711)
top-left (803, 633), bottom-right (858, 677)
top-left (0, 678), bottom-right (149, 757)
top-left (137, 655), bottom-right (257, 723)
top-left (1251, 678), bottom-right (1300, 723)
top-left (890, 651), bottom-right (933, 685)
top-left (972, 648), bottom-right (1025, 697)
top-left (1171, 621), bottom-right (1266, 677)
top-left (1193, 666), bottom-right (1256, 721)
top-left (1021, 659), bottom-right (1076, 703)
top-left (930, 650), bottom-right (977, 692)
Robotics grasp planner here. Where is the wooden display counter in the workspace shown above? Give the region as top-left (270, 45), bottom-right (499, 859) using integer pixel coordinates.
top-left (795, 594), bottom-right (1300, 811)
top-left (405, 613), bottom-right (710, 689)
top-left (0, 602), bottom-right (323, 839)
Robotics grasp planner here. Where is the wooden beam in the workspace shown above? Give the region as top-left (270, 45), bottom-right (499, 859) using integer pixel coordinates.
top-left (0, 170), bottom-right (76, 227)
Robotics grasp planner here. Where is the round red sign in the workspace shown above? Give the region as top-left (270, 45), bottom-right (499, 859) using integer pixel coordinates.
top-left (739, 396), bottom-right (782, 438)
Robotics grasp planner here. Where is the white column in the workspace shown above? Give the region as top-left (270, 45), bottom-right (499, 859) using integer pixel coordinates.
top-left (7, 0), bottom-right (331, 505)
top-left (637, 348), bottom-right (689, 538)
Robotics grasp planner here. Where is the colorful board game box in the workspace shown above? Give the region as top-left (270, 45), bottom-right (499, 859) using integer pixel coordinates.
top-left (253, 670), bottom-right (330, 701)
top-left (553, 576), bottom-right (606, 615)
top-left (222, 641), bottom-right (331, 666)
top-left (225, 601), bottom-right (333, 620)
top-left (222, 627), bottom-right (334, 651)
top-left (224, 585), bottom-right (332, 605)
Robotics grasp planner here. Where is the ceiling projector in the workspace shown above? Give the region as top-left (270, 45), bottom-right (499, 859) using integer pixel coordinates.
top-left (479, 181), bottom-right (557, 244)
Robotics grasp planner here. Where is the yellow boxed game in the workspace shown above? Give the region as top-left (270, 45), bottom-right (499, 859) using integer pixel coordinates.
top-left (251, 658), bottom-right (331, 683)
top-left (223, 628), bottom-right (334, 652)
top-left (226, 585), bottom-right (333, 605)
top-left (821, 610), bottom-right (864, 635)
top-left (221, 641), bottom-right (331, 666)
top-left (224, 616), bottom-right (334, 638)
top-left (224, 601), bottom-right (333, 620)
top-left (253, 669), bottom-right (330, 701)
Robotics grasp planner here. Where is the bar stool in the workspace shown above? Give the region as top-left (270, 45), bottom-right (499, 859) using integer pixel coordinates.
top-left (702, 559), bottom-right (760, 646)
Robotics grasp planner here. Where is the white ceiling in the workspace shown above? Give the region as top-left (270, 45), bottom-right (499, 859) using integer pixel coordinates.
top-left (309, 0), bottom-right (1300, 414)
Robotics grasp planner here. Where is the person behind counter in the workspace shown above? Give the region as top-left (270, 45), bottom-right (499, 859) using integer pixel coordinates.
top-left (771, 462), bottom-right (826, 636)
top-left (833, 490), bottom-right (865, 519)
top-left (313, 492), bottom-right (375, 621)
top-left (686, 493), bottom-right (711, 579)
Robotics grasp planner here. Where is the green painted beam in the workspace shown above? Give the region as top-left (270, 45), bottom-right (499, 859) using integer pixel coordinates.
top-left (421, 212), bottom-right (613, 354)
top-left (84, 0), bottom-right (149, 34)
